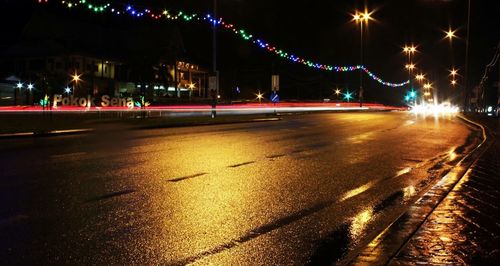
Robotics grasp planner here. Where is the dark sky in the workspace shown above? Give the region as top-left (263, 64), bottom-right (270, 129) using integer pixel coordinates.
top-left (1, 0), bottom-right (498, 104)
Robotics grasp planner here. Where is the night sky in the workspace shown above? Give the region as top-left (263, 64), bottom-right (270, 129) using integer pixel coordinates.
top-left (0, 0), bottom-right (498, 104)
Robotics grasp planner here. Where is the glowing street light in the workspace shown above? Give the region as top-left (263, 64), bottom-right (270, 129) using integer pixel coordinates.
top-left (71, 71), bottom-right (82, 95)
top-left (27, 83), bottom-right (34, 90)
top-left (343, 91), bottom-right (353, 102)
top-left (449, 68), bottom-right (459, 77)
top-left (256, 91), bottom-right (264, 103)
top-left (335, 88), bottom-right (341, 96)
top-left (405, 63), bottom-right (416, 70)
top-left (451, 80), bottom-right (457, 86)
top-left (72, 72), bottom-right (82, 83)
top-left (415, 73), bottom-right (425, 81)
top-left (352, 9), bottom-right (373, 23)
top-left (403, 45), bottom-right (417, 55)
top-left (423, 83), bottom-right (432, 90)
top-left (188, 83), bottom-right (196, 89)
top-left (64, 87), bottom-right (72, 94)
top-left (444, 28), bottom-right (457, 41)
top-left (352, 8), bottom-right (374, 107)
top-left (16, 82), bottom-right (23, 89)
top-left (403, 45), bottom-right (417, 94)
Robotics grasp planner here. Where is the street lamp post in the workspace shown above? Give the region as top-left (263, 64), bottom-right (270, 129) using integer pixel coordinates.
top-left (353, 10), bottom-right (372, 107)
top-left (403, 45), bottom-right (417, 104)
top-left (15, 82), bottom-right (23, 105)
top-left (464, 0), bottom-right (471, 111)
top-left (27, 83), bottom-right (34, 105)
top-left (359, 19), bottom-right (363, 107)
top-left (212, 0), bottom-right (218, 97)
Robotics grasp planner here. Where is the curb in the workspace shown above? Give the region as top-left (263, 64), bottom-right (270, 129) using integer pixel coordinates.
top-left (0, 128), bottom-right (94, 139)
top-left (350, 114), bottom-right (492, 265)
top-left (0, 118), bottom-right (282, 138)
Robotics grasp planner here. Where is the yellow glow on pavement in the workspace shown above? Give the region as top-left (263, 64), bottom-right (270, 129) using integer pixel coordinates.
top-left (350, 208), bottom-right (374, 237)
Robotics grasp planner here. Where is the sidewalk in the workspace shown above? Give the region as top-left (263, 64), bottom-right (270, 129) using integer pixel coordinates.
top-left (390, 116), bottom-right (500, 264)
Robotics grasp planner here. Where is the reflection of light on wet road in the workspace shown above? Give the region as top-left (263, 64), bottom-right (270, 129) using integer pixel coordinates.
top-left (403, 185), bottom-right (416, 201)
top-left (0, 111), bottom-right (476, 265)
top-left (448, 148), bottom-right (457, 161)
top-left (395, 167), bottom-right (412, 178)
top-left (150, 135), bottom-right (269, 254)
top-left (347, 132), bottom-right (375, 144)
top-left (350, 209), bottom-right (374, 238)
top-left (341, 181), bottom-right (375, 202)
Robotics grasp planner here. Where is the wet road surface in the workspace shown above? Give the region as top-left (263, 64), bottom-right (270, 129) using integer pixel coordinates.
top-left (0, 112), bottom-right (476, 265)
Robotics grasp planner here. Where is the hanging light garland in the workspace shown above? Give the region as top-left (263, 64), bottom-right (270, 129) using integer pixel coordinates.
top-left (39, 0), bottom-right (409, 87)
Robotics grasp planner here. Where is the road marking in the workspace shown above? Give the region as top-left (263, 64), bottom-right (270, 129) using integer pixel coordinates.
top-left (340, 181), bottom-right (376, 202)
top-left (228, 161), bottom-right (255, 168)
top-left (86, 189), bottom-right (136, 202)
top-left (168, 173), bottom-right (208, 182)
top-left (50, 152), bottom-right (87, 159)
top-left (395, 167), bottom-right (412, 178)
top-left (266, 154), bottom-right (285, 159)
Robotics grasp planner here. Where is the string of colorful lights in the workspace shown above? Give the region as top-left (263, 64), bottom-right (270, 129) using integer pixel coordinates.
top-left (38, 0), bottom-right (410, 87)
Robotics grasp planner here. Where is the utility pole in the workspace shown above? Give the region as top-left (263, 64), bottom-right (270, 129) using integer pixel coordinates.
top-left (464, 0), bottom-right (471, 111)
top-left (212, 0), bottom-right (218, 96)
top-left (210, 0), bottom-right (218, 118)
top-left (359, 21), bottom-right (364, 107)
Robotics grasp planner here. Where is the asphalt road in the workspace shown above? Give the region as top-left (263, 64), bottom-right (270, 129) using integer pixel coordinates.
top-left (0, 112), bottom-right (477, 265)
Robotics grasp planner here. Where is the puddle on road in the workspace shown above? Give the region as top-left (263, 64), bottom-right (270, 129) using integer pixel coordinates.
top-left (309, 190), bottom-right (405, 265)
